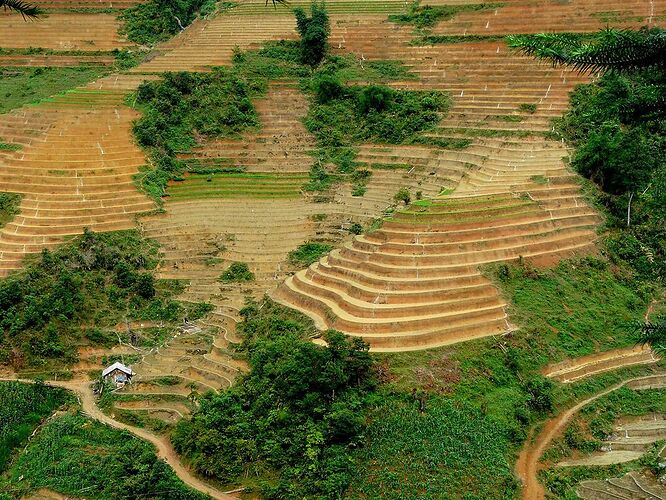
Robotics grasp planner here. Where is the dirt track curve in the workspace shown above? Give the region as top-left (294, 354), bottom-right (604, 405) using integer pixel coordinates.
top-left (1, 378), bottom-right (233, 500)
top-left (516, 373), bottom-right (666, 500)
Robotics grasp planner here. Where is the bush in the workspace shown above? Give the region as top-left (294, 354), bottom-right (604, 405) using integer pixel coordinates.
top-left (394, 187), bottom-right (411, 205)
top-left (132, 69), bottom-right (260, 201)
top-left (119, 0), bottom-right (209, 45)
top-left (0, 229), bottom-right (200, 366)
top-left (294, 1), bottom-right (330, 66)
top-left (358, 85), bottom-right (394, 114)
top-left (219, 262), bottom-right (255, 282)
top-left (0, 192), bottom-right (20, 228)
top-left (289, 241), bottom-right (333, 267)
top-left (313, 74), bottom-right (345, 103)
top-left (172, 299), bottom-right (375, 497)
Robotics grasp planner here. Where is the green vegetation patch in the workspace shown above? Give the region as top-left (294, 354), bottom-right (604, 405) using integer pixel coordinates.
top-left (0, 193), bottom-right (20, 229)
top-left (288, 241), bottom-right (333, 267)
top-left (219, 262), bottom-right (255, 283)
top-left (307, 79), bottom-right (448, 148)
top-left (172, 298), bottom-right (375, 497)
top-left (0, 229), bottom-right (208, 368)
top-left (551, 68), bottom-right (665, 281)
top-left (132, 70), bottom-right (263, 202)
top-left (0, 66), bottom-right (108, 114)
top-left (350, 392), bottom-right (517, 498)
top-left (0, 381), bottom-right (72, 471)
top-left (118, 0), bottom-right (220, 45)
top-left (1, 413), bottom-right (207, 499)
top-left (491, 257), bottom-right (648, 362)
top-left (389, 1), bottom-right (504, 29)
top-left (541, 387), bottom-right (666, 497)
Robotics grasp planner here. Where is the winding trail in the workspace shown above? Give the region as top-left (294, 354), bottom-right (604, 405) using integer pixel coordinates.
top-left (1, 378), bottom-right (233, 500)
top-left (516, 373), bottom-right (666, 500)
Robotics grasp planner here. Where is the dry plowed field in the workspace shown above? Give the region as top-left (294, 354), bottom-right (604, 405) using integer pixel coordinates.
top-left (0, 12), bottom-right (129, 50)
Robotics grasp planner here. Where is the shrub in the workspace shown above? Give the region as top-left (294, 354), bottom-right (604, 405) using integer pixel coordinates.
top-left (349, 222), bottom-right (363, 234)
top-left (294, 1), bottom-right (330, 66)
top-left (219, 262), bottom-right (255, 282)
top-left (0, 229), bottom-right (199, 366)
top-left (394, 187), bottom-right (411, 205)
top-left (0, 192), bottom-right (20, 228)
top-left (313, 74), bottom-right (345, 103)
top-left (119, 0), bottom-right (209, 45)
top-left (289, 241), bottom-right (333, 267)
top-left (523, 377), bottom-right (554, 414)
top-left (358, 85), bottom-right (395, 114)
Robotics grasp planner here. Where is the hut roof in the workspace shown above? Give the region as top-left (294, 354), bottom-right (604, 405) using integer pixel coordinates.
top-left (102, 362), bottom-right (134, 378)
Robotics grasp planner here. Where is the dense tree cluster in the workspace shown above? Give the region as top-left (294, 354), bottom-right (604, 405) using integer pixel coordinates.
top-left (172, 299), bottom-right (376, 497)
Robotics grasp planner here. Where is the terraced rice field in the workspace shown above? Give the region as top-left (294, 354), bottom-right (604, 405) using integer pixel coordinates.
top-left (0, 78), bottom-right (155, 277)
top-left (544, 346), bottom-right (660, 383)
top-left (0, 13), bottom-right (129, 50)
top-left (560, 413), bottom-right (666, 467)
top-left (431, 0), bottom-right (665, 36)
top-left (578, 471), bottom-right (666, 499)
top-left (275, 37), bottom-right (605, 350)
top-left (0, 0), bottom-right (663, 417)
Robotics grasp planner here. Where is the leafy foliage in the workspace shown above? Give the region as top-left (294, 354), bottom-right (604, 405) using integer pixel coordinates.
top-left (0, 229), bottom-right (205, 368)
top-left (132, 69), bottom-right (261, 201)
top-left (550, 61), bottom-right (665, 280)
top-left (219, 261), bottom-right (255, 282)
top-left (0, 382), bottom-right (72, 471)
top-left (389, 1), bottom-right (504, 29)
top-left (0, 193), bottom-right (20, 229)
top-left (306, 75), bottom-right (448, 150)
top-left (172, 299), bottom-right (375, 497)
top-left (118, 0), bottom-right (209, 45)
top-left (288, 241), bottom-right (333, 267)
top-left (294, 1), bottom-right (330, 66)
top-left (0, 0), bottom-right (41, 19)
top-left (1, 413), bottom-right (207, 499)
top-left (507, 27), bottom-right (666, 73)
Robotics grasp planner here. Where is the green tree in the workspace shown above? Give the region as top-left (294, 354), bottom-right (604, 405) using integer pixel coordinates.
top-left (637, 321), bottom-right (666, 354)
top-left (294, 1), bottom-right (330, 66)
top-left (507, 27), bottom-right (666, 73)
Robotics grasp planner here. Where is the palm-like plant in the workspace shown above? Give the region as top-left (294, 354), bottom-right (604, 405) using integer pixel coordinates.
top-left (1, 0), bottom-right (41, 19)
top-left (637, 321), bottom-right (666, 355)
top-left (507, 27), bottom-right (666, 73)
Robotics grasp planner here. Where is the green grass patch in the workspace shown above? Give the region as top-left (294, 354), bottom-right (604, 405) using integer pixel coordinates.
top-left (0, 143), bottom-right (21, 151)
top-left (0, 66), bottom-right (109, 114)
top-left (389, 1), bottom-right (504, 29)
top-left (0, 382), bottom-right (73, 471)
top-left (219, 262), bottom-right (254, 283)
top-left (288, 241), bottom-right (333, 267)
top-left (350, 391), bottom-right (518, 498)
top-left (489, 257), bottom-right (649, 362)
top-left (0, 413), bottom-right (207, 499)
